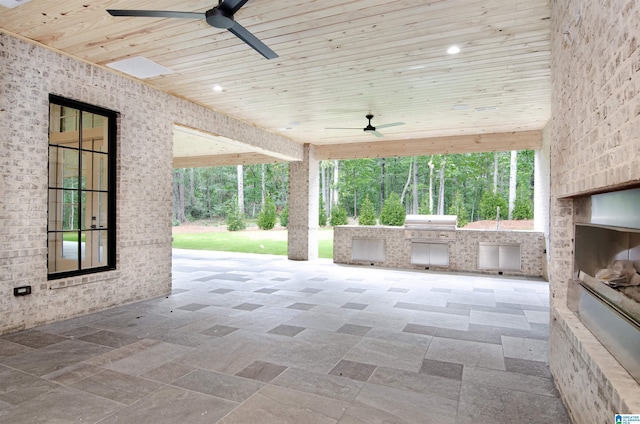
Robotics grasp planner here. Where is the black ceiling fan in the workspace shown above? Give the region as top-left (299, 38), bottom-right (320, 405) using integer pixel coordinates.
top-left (326, 114), bottom-right (405, 137)
top-left (107, 0), bottom-right (277, 60)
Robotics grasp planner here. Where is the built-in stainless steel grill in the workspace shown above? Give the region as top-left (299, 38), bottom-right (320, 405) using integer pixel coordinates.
top-left (404, 215), bottom-right (457, 268)
top-left (404, 214), bottom-right (458, 231)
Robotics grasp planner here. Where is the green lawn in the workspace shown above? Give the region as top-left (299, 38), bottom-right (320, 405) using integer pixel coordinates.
top-left (172, 228), bottom-right (334, 259)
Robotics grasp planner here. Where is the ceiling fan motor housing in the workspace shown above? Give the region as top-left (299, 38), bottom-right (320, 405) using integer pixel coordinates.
top-left (206, 8), bottom-right (234, 29)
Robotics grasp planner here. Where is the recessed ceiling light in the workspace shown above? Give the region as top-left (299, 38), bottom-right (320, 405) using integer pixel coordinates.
top-left (212, 84), bottom-right (223, 92)
top-left (106, 56), bottom-right (173, 79)
top-left (447, 45), bottom-right (461, 55)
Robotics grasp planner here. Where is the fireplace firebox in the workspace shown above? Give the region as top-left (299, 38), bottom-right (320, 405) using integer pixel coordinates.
top-left (569, 188), bottom-right (640, 384)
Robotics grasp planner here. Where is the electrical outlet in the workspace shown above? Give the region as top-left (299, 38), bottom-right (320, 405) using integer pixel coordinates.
top-left (13, 286), bottom-right (31, 296)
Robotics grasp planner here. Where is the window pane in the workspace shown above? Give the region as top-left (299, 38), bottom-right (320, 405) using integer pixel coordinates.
top-left (49, 146), bottom-right (61, 188)
top-left (48, 189), bottom-right (62, 231)
top-left (62, 149), bottom-right (80, 188)
top-left (81, 192), bottom-right (109, 231)
top-left (48, 232), bottom-right (80, 273)
top-left (48, 188), bottom-right (80, 231)
top-left (81, 230), bottom-right (108, 268)
top-left (82, 152), bottom-right (109, 191)
top-left (50, 104), bottom-right (80, 148)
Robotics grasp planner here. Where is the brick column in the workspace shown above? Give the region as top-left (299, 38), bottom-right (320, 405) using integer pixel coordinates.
top-left (288, 144), bottom-right (319, 260)
top-left (534, 122), bottom-right (551, 279)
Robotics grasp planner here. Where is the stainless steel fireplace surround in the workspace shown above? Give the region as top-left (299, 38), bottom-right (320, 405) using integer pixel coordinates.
top-left (569, 187), bottom-right (640, 383)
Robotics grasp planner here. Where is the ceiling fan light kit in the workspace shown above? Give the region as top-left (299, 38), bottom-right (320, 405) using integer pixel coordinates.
top-left (107, 0), bottom-right (277, 60)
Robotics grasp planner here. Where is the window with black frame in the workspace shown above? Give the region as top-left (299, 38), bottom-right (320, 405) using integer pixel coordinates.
top-left (47, 95), bottom-right (116, 279)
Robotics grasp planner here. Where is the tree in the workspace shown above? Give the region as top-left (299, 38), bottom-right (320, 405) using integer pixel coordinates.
top-left (261, 164), bottom-right (266, 208)
top-left (427, 157), bottom-right (434, 214)
top-left (437, 156), bottom-right (446, 215)
top-left (319, 197), bottom-right (327, 227)
top-left (358, 195), bottom-right (377, 225)
top-left (412, 156), bottom-right (419, 214)
top-left (280, 204), bottom-right (289, 227)
top-left (479, 191), bottom-right (508, 220)
top-left (508, 150), bottom-right (517, 219)
top-left (400, 157), bottom-right (413, 204)
top-left (379, 192), bottom-right (406, 226)
top-left (448, 191), bottom-right (469, 227)
top-left (330, 205), bottom-right (348, 226)
top-left (257, 196), bottom-right (277, 230)
top-left (237, 165), bottom-right (244, 215)
top-left (225, 196), bottom-right (246, 231)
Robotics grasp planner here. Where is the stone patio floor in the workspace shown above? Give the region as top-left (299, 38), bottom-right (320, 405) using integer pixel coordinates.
top-left (0, 249), bottom-right (571, 423)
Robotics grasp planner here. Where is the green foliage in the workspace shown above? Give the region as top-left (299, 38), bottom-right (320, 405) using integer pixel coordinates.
top-left (319, 197), bottom-right (327, 227)
top-left (225, 197), bottom-right (246, 231)
top-left (447, 191), bottom-right (469, 227)
top-left (173, 150), bottom-right (536, 227)
top-left (479, 191), bottom-right (508, 220)
top-left (257, 196), bottom-right (277, 230)
top-left (512, 186), bottom-right (533, 220)
top-left (358, 195), bottom-right (377, 225)
top-left (379, 192), bottom-right (406, 226)
top-left (330, 205), bottom-right (348, 226)
top-left (279, 204), bottom-right (289, 228)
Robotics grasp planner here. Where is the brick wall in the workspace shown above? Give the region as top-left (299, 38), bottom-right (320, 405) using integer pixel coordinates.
top-left (549, 0), bottom-right (640, 421)
top-left (0, 34), bottom-right (301, 334)
top-left (334, 226), bottom-right (546, 277)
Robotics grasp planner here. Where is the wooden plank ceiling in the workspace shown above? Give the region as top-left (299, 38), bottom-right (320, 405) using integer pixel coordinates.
top-left (0, 0), bottom-right (551, 163)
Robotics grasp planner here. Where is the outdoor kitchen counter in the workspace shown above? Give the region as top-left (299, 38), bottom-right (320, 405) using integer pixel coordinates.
top-left (333, 225), bottom-right (547, 278)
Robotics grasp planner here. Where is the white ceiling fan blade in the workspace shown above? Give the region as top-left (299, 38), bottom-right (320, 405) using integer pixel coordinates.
top-left (376, 122), bottom-right (405, 129)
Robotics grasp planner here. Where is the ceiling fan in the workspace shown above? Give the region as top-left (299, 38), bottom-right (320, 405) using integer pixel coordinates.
top-left (107, 0), bottom-right (277, 60)
top-left (326, 114), bottom-right (405, 137)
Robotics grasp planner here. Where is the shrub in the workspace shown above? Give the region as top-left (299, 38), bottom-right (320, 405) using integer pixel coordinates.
top-left (379, 192), bottom-right (406, 226)
top-left (479, 191), bottom-right (508, 220)
top-left (358, 195), bottom-right (377, 225)
top-left (257, 196), bottom-right (277, 230)
top-left (225, 197), bottom-right (246, 231)
top-left (279, 204), bottom-right (289, 228)
top-left (319, 197), bottom-right (327, 227)
top-left (512, 187), bottom-right (533, 220)
top-left (447, 191), bottom-right (469, 227)
top-left (330, 205), bottom-right (348, 226)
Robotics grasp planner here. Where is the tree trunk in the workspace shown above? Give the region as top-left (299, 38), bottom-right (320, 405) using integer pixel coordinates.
top-left (437, 157), bottom-right (446, 215)
top-left (400, 158), bottom-right (413, 204)
top-left (412, 157), bottom-right (419, 214)
top-left (176, 170), bottom-right (186, 223)
top-left (493, 152), bottom-right (499, 193)
top-left (353, 187), bottom-right (357, 217)
top-left (380, 158), bottom-right (386, 208)
top-left (332, 160), bottom-right (339, 209)
top-left (237, 165), bottom-right (244, 215)
top-left (320, 162), bottom-right (327, 211)
top-left (189, 168), bottom-right (196, 214)
top-left (261, 163), bottom-right (266, 208)
top-left (508, 150), bottom-right (517, 219)
top-left (428, 157), bottom-right (434, 214)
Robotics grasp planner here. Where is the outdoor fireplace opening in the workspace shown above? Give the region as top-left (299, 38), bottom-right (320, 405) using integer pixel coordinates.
top-left (569, 187), bottom-right (640, 384)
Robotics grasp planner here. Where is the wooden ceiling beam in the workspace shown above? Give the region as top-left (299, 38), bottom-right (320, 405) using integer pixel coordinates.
top-left (314, 130), bottom-right (543, 160)
top-left (173, 152), bottom-right (286, 168)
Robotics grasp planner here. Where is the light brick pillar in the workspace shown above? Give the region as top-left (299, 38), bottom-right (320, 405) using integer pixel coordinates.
top-left (288, 144), bottom-right (319, 260)
top-left (534, 122), bottom-right (551, 280)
